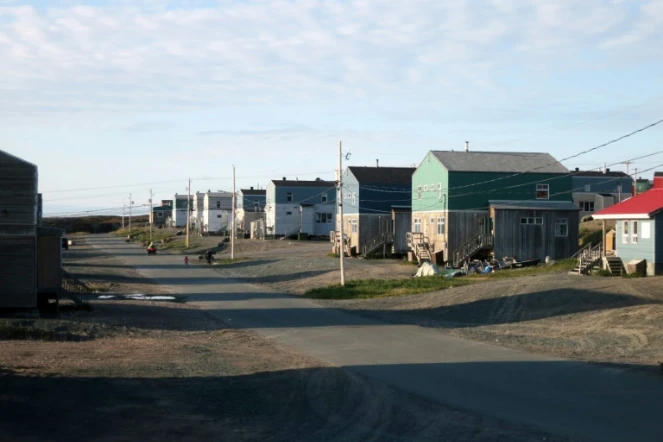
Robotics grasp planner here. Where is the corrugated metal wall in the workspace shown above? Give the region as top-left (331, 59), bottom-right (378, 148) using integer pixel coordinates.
top-left (493, 209), bottom-right (579, 261)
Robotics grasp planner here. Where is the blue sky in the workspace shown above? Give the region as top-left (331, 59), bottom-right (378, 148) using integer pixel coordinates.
top-left (1, 0), bottom-right (663, 215)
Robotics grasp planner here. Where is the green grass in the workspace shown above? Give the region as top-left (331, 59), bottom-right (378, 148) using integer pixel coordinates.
top-left (304, 277), bottom-right (470, 300)
top-left (469, 258), bottom-right (577, 280)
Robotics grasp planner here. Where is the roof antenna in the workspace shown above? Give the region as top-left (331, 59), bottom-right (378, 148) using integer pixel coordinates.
top-left (376, 159), bottom-right (379, 168)
top-left (465, 141), bottom-right (469, 152)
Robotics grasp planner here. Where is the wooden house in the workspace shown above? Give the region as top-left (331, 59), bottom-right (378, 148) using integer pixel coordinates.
top-left (341, 166), bottom-right (415, 255)
top-left (237, 187), bottom-right (266, 232)
top-left (410, 150), bottom-right (578, 265)
top-left (593, 177), bottom-right (663, 276)
top-left (571, 169), bottom-right (632, 219)
top-left (0, 150), bottom-right (39, 309)
top-left (265, 178), bottom-right (336, 237)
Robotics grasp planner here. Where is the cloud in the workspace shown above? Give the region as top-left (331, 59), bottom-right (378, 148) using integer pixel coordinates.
top-left (0, 1), bottom-right (661, 119)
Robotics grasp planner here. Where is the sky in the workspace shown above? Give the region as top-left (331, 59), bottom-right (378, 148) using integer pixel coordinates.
top-left (1, 0), bottom-right (663, 216)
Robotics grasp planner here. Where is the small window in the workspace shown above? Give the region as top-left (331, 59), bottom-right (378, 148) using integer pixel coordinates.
top-left (217, 214), bottom-right (222, 218)
top-left (216, 201), bottom-right (221, 209)
top-left (555, 218), bottom-right (568, 237)
top-left (584, 184), bottom-right (591, 192)
top-left (286, 192), bottom-right (293, 202)
top-left (520, 217), bottom-right (528, 224)
top-left (431, 184), bottom-right (435, 191)
top-left (521, 217), bottom-right (543, 225)
top-left (424, 185), bottom-right (429, 191)
top-left (622, 221), bottom-right (629, 244)
top-left (157, 212), bottom-right (163, 218)
top-left (536, 184), bottom-right (549, 200)
top-left (414, 218), bottom-right (421, 233)
top-left (351, 219), bottom-right (358, 233)
top-left (430, 218), bottom-right (434, 224)
top-left (286, 211), bottom-right (292, 215)
top-left (326, 213), bottom-right (333, 223)
top-left (632, 221), bottom-right (638, 244)
top-left (321, 193), bottom-right (328, 203)
top-left (436, 217), bottom-right (445, 235)
top-left (417, 186), bottom-right (422, 200)
top-left (351, 193), bottom-right (356, 205)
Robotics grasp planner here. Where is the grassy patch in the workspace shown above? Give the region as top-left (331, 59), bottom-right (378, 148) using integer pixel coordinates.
top-left (469, 258), bottom-right (577, 280)
top-left (0, 323), bottom-right (56, 340)
top-left (327, 252), bottom-right (339, 258)
top-left (304, 277), bottom-right (470, 299)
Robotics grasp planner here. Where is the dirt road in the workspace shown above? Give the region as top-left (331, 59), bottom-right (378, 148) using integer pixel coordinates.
top-left (0, 239), bottom-right (565, 442)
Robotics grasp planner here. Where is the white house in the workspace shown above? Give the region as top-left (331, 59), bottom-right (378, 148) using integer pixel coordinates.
top-left (172, 194), bottom-right (192, 227)
top-left (203, 191), bottom-right (234, 233)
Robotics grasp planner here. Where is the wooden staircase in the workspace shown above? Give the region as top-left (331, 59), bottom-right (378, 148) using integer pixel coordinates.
top-left (407, 232), bottom-right (433, 264)
top-left (569, 242), bottom-right (602, 275)
top-left (452, 233), bottom-right (494, 267)
top-left (603, 256), bottom-right (624, 276)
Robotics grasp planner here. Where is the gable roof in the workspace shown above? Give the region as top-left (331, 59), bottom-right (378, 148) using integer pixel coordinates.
top-left (348, 166), bottom-right (415, 185)
top-left (240, 188), bottom-right (266, 196)
top-left (270, 179), bottom-right (335, 188)
top-left (430, 151), bottom-right (568, 174)
top-left (592, 189), bottom-right (663, 219)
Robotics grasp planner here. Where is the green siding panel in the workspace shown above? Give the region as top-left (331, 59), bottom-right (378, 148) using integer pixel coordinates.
top-left (411, 152), bottom-right (448, 212)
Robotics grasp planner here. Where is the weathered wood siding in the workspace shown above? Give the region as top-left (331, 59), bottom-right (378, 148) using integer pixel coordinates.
top-left (0, 236), bottom-right (37, 308)
top-left (493, 209), bottom-right (579, 261)
top-left (447, 211), bottom-right (490, 259)
top-left (392, 210), bottom-right (411, 254)
top-left (37, 228), bottom-right (63, 293)
top-left (0, 151), bottom-right (38, 232)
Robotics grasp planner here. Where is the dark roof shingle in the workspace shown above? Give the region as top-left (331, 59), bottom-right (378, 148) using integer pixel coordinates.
top-left (348, 166), bottom-right (415, 185)
top-left (271, 179), bottom-right (335, 188)
top-left (431, 151), bottom-right (568, 174)
top-left (240, 189), bottom-right (266, 196)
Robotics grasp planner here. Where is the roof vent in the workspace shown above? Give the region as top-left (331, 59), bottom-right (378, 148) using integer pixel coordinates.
top-left (575, 167), bottom-right (579, 172)
top-left (465, 141), bottom-right (469, 152)
top-left (376, 159), bottom-right (380, 167)
top-left (606, 168), bottom-right (610, 173)
top-left (250, 186), bottom-right (254, 190)
top-left (282, 177), bottom-right (286, 181)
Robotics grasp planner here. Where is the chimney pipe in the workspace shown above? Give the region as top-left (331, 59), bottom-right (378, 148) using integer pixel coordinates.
top-left (575, 167), bottom-right (579, 172)
top-left (283, 177), bottom-right (286, 181)
top-left (376, 159), bottom-right (379, 168)
top-left (250, 186), bottom-right (254, 190)
top-left (465, 141), bottom-right (469, 152)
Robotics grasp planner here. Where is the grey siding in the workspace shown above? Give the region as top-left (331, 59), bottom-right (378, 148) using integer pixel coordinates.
top-left (0, 236), bottom-right (37, 308)
top-left (358, 214), bottom-right (391, 252)
top-left (447, 211), bottom-right (490, 259)
top-left (615, 219), bottom-right (656, 265)
top-left (392, 210), bottom-right (411, 254)
top-left (493, 209), bottom-right (579, 261)
top-left (342, 170), bottom-right (359, 215)
top-left (0, 151), bottom-right (38, 231)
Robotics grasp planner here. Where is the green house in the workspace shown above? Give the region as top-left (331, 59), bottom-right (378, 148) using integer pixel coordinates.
top-left (410, 150), bottom-right (578, 265)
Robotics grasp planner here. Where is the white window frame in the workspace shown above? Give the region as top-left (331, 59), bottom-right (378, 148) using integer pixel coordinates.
top-left (632, 220), bottom-right (638, 244)
top-left (521, 217), bottom-right (543, 225)
top-left (414, 218), bottom-right (421, 233)
top-left (584, 184), bottom-right (591, 192)
top-left (424, 185), bottom-right (429, 191)
top-left (351, 219), bottom-right (358, 233)
top-left (430, 183), bottom-right (435, 191)
top-left (321, 193), bottom-right (328, 203)
top-left (286, 192), bottom-right (293, 202)
top-left (555, 218), bottom-right (568, 237)
top-left (351, 192), bottom-right (356, 205)
top-left (436, 217), bottom-right (445, 235)
top-left (417, 185), bottom-right (422, 200)
top-left (536, 184), bottom-right (550, 200)
top-left (622, 220), bottom-right (629, 244)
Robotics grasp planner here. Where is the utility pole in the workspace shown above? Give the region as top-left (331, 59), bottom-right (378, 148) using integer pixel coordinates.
top-left (633, 168), bottom-right (638, 196)
top-left (625, 161), bottom-right (631, 177)
top-left (337, 141), bottom-right (345, 286)
top-left (122, 199), bottom-right (125, 229)
top-left (149, 188), bottom-right (153, 242)
top-left (186, 178), bottom-right (191, 248)
top-left (128, 193), bottom-right (132, 233)
top-left (231, 165), bottom-right (236, 260)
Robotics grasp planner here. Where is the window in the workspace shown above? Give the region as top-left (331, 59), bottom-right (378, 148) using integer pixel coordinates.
top-left (326, 213), bottom-right (333, 223)
top-left (521, 217), bottom-right (543, 225)
top-left (424, 185), bottom-right (429, 191)
top-left (316, 213), bottom-right (333, 223)
top-left (584, 184), bottom-right (591, 192)
top-left (579, 201), bottom-right (595, 212)
top-left (286, 211), bottom-right (292, 215)
top-left (431, 184), bottom-right (435, 191)
top-left (555, 218), bottom-right (568, 237)
top-left (217, 214), bottom-right (222, 218)
top-left (622, 221), bottom-right (629, 244)
top-left (351, 219), bottom-right (358, 233)
top-left (321, 193), bottom-right (328, 203)
top-left (351, 193), bottom-right (356, 205)
top-left (430, 218), bottom-right (434, 224)
top-left (286, 192), bottom-right (293, 202)
top-left (632, 221), bottom-right (638, 244)
top-left (414, 218), bottom-right (421, 233)
top-left (157, 212), bottom-right (163, 218)
top-left (216, 201), bottom-right (221, 209)
top-left (437, 217), bottom-right (445, 235)
top-left (417, 185), bottom-right (422, 200)
top-left (536, 184), bottom-right (549, 200)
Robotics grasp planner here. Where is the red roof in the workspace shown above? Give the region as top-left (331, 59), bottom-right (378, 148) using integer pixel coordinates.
top-left (593, 188), bottom-right (663, 219)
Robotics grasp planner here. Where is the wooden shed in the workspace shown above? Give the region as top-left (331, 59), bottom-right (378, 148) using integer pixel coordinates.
top-left (0, 150), bottom-right (39, 309)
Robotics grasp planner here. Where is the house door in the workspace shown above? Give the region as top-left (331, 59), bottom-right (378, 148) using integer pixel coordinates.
top-left (300, 207), bottom-right (315, 234)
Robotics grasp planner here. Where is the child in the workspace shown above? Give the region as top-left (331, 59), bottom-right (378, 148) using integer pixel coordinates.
top-left (184, 256), bottom-right (189, 266)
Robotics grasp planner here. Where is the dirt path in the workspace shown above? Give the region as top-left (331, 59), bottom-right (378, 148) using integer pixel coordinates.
top-left (0, 239), bottom-right (568, 442)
